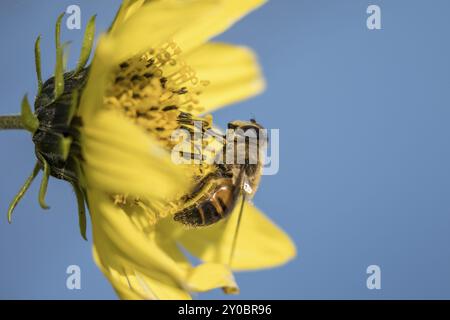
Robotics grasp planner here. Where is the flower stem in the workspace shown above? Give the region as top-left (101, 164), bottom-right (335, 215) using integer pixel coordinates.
top-left (0, 115), bottom-right (24, 130)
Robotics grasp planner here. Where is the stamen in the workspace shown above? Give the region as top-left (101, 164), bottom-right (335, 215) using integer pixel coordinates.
top-left (104, 41), bottom-right (210, 144)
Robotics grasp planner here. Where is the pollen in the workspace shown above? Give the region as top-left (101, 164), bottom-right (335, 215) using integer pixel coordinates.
top-left (103, 41), bottom-right (211, 150)
top-left (113, 193), bottom-right (183, 229)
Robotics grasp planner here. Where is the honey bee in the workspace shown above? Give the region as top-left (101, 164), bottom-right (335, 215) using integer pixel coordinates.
top-left (173, 119), bottom-right (267, 227)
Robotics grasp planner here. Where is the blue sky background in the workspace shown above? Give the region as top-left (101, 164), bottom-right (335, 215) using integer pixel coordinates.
top-left (1, 0), bottom-right (450, 299)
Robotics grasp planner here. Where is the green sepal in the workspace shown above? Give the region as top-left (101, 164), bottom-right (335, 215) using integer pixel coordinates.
top-left (60, 136), bottom-right (73, 161)
top-left (62, 41), bottom-right (72, 72)
top-left (67, 89), bottom-right (79, 125)
top-left (20, 95), bottom-right (39, 133)
top-left (7, 162), bottom-right (40, 223)
top-left (54, 46), bottom-right (64, 100)
top-left (72, 157), bottom-right (87, 191)
top-left (72, 183), bottom-right (87, 241)
top-left (37, 154), bottom-right (51, 210)
top-left (34, 35), bottom-right (43, 95)
top-left (55, 12), bottom-right (64, 51)
top-left (74, 15), bottom-right (96, 74)
top-left (54, 13), bottom-right (65, 100)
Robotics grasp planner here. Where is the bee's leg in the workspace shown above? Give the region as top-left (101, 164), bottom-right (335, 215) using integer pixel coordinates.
top-left (182, 171), bottom-right (216, 202)
top-left (7, 162), bottom-right (40, 223)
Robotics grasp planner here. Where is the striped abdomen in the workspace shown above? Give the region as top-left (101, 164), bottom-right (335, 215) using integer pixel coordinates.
top-left (174, 178), bottom-right (240, 227)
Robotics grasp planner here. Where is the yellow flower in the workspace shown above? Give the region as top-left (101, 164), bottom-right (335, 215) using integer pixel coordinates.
top-left (3, 0), bottom-right (296, 299)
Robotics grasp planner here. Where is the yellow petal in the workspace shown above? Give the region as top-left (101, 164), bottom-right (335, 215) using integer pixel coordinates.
top-left (184, 42), bottom-right (265, 113)
top-left (90, 191), bottom-right (240, 299)
top-left (81, 111), bottom-right (189, 198)
top-left (93, 237), bottom-right (191, 300)
top-left (94, 243), bottom-right (193, 300)
top-left (177, 202), bottom-right (297, 271)
top-left (93, 248), bottom-right (148, 300)
top-left (131, 262), bottom-right (238, 299)
top-left (173, 0), bottom-right (267, 53)
top-left (104, 0), bottom-right (218, 66)
top-left (109, 0), bottom-right (146, 33)
top-left (78, 0), bottom-right (216, 119)
top-left (154, 222), bottom-right (240, 294)
top-left (187, 263), bottom-right (239, 293)
top-left (90, 190), bottom-right (185, 279)
top-left (79, 1), bottom-right (266, 118)
top-left (133, 270), bottom-right (192, 300)
top-left (88, 191), bottom-right (243, 299)
top-left (105, 0), bottom-right (266, 65)
top-left (77, 35), bottom-right (112, 119)
top-left (90, 190), bottom-right (192, 299)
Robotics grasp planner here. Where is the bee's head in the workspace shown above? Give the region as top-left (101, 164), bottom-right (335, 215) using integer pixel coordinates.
top-left (227, 119), bottom-right (267, 146)
top-left (227, 118), bottom-right (263, 130)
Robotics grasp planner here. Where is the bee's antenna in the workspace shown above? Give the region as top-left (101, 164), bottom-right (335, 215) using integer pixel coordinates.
top-left (228, 191), bottom-right (246, 268)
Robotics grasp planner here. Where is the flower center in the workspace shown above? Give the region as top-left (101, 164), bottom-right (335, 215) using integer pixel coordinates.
top-left (103, 41), bottom-right (211, 149)
top-left (104, 41), bottom-right (219, 226)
